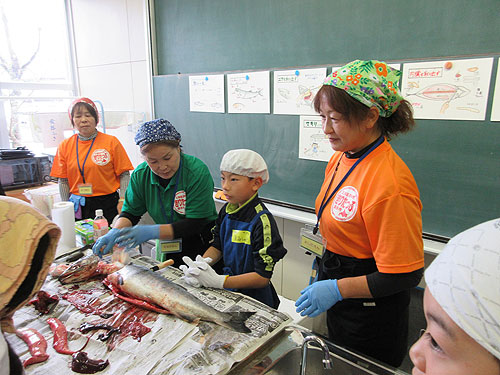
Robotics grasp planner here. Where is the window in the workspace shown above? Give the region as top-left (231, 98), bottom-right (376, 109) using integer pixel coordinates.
top-left (0, 0), bottom-right (76, 153)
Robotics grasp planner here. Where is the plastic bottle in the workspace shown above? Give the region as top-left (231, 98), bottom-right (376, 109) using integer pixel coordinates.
top-left (93, 209), bottom-right (109, 240)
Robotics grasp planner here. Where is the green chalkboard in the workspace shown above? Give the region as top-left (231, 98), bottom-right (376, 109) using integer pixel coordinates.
top-left (152, 0), bottom-right (500, 239)
top-left (153, 74), bottom-right (324, 209)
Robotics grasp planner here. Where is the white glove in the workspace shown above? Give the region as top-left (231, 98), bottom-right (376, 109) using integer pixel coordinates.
top-left (179, 255), bottom-right (212, 287)
top-left (181, 255), bottom-right (227, 289)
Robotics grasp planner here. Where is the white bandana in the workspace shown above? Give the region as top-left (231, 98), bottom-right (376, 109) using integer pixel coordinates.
top-left (220, 149), bottom-right (269, 184)
top-left (425, 218), bottom-right (500, 359)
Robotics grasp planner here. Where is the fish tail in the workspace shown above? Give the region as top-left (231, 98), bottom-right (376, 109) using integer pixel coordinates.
top-left (221, 311), bottom-right (256, 333)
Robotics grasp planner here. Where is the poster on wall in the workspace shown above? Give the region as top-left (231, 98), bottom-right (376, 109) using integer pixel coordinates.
top-left (189, 74), bottom-right (225, 113)
top-left (401, 58), bottom-right (493, 121)
top-left (32, 113), bottom-right (67, 148)
top-left (490, 60), bottom-right (500, 121)
top-left (298, 115), bottom-right (333, 162)
top-left (273, 68), bottom-right (326, 115)
top-left (227, 71), bottom-right (270, 114)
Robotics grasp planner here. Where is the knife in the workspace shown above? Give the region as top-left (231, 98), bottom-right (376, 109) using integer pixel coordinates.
top-left (150, 259), bottom-right (174, 272)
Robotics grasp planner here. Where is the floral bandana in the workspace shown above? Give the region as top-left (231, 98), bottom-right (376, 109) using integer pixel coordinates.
top-left (68, 97), bottom-right (99, 122)
top-left (323, 60), bottom-right (404, 117)
top-left (134, 118), bottom-right (182, 148)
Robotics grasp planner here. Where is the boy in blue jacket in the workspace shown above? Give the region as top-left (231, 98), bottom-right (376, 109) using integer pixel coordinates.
top-left (181, 149), bottom-right (287, 308)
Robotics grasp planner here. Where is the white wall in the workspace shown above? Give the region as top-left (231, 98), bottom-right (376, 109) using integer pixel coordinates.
top-left (70, 0), bottom-right (152, 167)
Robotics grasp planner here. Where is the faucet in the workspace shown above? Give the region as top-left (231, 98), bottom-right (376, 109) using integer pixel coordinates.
top-left (300, 335), bottom-right (333, 375)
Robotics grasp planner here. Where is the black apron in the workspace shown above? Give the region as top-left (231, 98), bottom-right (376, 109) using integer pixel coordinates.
top-left (81, 191), bottom-right (119, 225)
top-left (156, 219), bottom-right (217, 271)
top-left (318, 250), bottom-right (409, 367)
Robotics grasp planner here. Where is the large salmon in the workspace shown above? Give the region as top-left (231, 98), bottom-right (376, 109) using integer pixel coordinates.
top-left (106, 264), bottom-right (254, 333)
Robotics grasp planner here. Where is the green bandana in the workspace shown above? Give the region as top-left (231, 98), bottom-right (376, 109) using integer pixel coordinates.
top-left (323, 60), bottom-right (404, 117)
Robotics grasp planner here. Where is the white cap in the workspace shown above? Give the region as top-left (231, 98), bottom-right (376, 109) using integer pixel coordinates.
top-left (220, 149), bottom-right (269, 184)
top-left (425, 218), bottom-right (500, 359)
top-left (95, 209), bottom-right (103, 217)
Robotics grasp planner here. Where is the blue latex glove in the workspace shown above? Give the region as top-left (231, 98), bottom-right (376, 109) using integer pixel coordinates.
top-left (295, 279), bottom-right (343, 318)
top-left (69, 194), bottom-right (86, 213)
top-left (92, 228), bottom-right (120, 257)
top-left (115, 225), bottom-right (161, 249)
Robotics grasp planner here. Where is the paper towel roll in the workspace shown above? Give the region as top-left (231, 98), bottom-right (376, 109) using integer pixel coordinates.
top-left (51, 201), bottom-right (76, 251)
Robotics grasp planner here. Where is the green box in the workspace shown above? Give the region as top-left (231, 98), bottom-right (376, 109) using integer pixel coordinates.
top-left (75, 219), bottom-right (95, 245)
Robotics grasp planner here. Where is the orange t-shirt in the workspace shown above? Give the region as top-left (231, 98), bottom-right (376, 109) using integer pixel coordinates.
top-left (50, 132), bottom-right (134, 197)
top-left (315, 140), bottom-right (424, 273)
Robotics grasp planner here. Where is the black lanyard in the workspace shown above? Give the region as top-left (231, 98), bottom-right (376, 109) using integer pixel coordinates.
top-left (75, 135), bottom-right (96, 184)
top-left (314, 136), bottom-right (384, 235)
top-left (157, 157), bottom-right (183, 224)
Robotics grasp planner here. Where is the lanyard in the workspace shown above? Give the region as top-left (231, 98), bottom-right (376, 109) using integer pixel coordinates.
top-left (156, 157), bottom-right (183, 224)
top-left (75, 135), bottom-right (96, 184)
top-left (314, 136), bottom-right (384, 235)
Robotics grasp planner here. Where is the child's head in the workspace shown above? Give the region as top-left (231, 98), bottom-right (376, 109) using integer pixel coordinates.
top-left (220, 149), bottom-right (268, 206)
top-left (410, 218), bottom-right (500, 375)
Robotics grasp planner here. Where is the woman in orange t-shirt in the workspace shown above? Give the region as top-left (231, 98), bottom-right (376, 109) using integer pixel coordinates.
top-left (295, 60), bottom-right (424, 367)
top-left (50, 98), bottom-right (134, 224)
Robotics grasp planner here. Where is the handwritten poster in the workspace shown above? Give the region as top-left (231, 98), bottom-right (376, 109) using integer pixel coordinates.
top-left (298, 115), bottom-right (333, 162)
top-left (227, 71), bottom-right (270, 114)
top-left (490, 60), bottom-right (500, 121)
top-left (273, 68), bottom-right (326, 115)
top-left (401, 58), bottom-right (493, 120)
top-left (32, 113), bottom-right (67, 148)
top-left (189, 74), bottom-right (225, 113)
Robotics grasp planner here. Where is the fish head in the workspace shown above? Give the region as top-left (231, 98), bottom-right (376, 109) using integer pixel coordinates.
top-left (58, 254), bottom-right (100, 284)
top-left (105, 271), bottom-right (124, 287)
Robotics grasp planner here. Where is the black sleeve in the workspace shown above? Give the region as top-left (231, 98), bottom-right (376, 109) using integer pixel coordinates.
top-left (251, 213), bottom-right (287, 279)
top-left (211, 205), bottom-right (227, 251)
top-left (171, 217), bottom-right (214, 238)
top-left (366, 268), bottom-right (424, 298)
top-left (119, 212), bottom-right (214, 241)
top-left (118, 211), bottom-right (142, 226)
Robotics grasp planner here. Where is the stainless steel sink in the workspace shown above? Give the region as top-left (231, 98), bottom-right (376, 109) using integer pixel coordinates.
top-left (229, 326), bottom-right (409, 375)
top-left (264, 346), bottom-right (383, 374)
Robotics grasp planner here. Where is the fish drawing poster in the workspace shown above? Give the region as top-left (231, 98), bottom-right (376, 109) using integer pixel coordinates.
top-left (490, 60), bottom-right (500, 121)
top-left (298, 115), bottom-right (334, 162)
top-left (189, 74), bottom-right (225, 113)
top-left (401, 58), bottom-right (493, 121)
top-left (273, 67), bottom-right (327, 115)
top-left (227, 71), bottom-right (270, 114)
top-left (388, 63), bottom-right (401, 71)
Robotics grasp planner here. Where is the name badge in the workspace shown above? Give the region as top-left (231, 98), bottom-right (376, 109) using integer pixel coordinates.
top-left (300, 224), bottom-right (326, 257)
top-left (78, 183), bottom-right (93, 195)
top-left (156, 239), bottom-right (182, 254)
